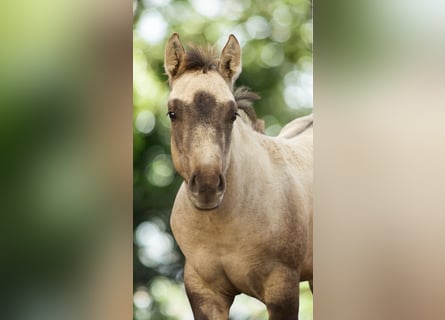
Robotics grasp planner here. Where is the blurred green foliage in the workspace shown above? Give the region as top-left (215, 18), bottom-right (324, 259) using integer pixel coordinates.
top-left (0, 1), bottom-right (131, 319)
top-left (133, 0), bottom-right (312, 319)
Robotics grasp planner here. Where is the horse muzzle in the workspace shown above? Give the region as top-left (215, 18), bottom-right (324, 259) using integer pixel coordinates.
top-left (187, 168), bottom-right (226, 210)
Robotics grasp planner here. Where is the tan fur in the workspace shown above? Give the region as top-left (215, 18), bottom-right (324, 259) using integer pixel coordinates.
top-left (170, 72), bottom-right (234, 104)
top-left (279, 113), bottom-right (314, 139)
top-left (218, 35), bottom-right (242, 87)
top-left (165, 34), bottom-right (313, 319)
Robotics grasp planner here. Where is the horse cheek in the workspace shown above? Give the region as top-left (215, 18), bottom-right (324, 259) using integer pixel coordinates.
top-left (171, 137), bottom-right (188, 180)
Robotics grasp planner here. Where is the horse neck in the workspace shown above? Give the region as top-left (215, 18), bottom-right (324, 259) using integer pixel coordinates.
top-left (223, 120), bottom-right (270, 207)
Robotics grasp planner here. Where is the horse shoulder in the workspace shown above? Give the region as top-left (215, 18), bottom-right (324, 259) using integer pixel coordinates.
top-left (262, 131), bottom-right (313, 269)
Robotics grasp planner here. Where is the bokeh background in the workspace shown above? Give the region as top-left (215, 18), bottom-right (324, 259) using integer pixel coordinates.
top-left (3, 1), bottom-right (445, 320)
top-left (132, 0), bottom-right (313, 319)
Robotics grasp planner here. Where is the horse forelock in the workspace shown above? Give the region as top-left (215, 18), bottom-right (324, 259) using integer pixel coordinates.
top-left (178, 45), bottom-right (218, 76)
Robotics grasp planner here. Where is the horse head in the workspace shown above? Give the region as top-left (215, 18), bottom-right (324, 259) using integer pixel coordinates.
top-left (164, 33), bottom-right (242, 210)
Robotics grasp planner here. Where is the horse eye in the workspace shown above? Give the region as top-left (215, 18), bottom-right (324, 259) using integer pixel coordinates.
top-left (231, 112), bottom-right (240, 122)
top-left (167, 111), bottom-right (176, 121)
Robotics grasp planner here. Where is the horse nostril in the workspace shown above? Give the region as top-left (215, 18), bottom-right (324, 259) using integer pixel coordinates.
top-left (189, 173), bottom-right (198, 192)
top-left (217, 174), bottom-right (225, 192)
top-left (189, 170), bottom-right (224, 196)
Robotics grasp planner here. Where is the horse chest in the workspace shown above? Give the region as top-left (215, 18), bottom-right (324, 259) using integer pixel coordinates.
top-left (172, 196), bottom-right (306, 265)
top-left (189, 240), bottom-right (277, 297)
top-left (171, 181), bottom-right (310, 296)
top-left (176, 214), bottom-right (304, 295)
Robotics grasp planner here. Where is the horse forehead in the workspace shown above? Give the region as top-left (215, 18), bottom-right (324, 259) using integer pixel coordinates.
top-left (169, 72), bottom-right (233, 103)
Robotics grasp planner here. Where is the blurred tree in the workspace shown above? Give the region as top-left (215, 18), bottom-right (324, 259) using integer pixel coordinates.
top-left (133, 0), bottom-right (312, 319)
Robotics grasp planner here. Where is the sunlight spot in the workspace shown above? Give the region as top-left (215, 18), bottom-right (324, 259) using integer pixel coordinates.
top-left (135, 110), bottom-right (156, 134)
top-left (266, 124), bottom-right (283, 136)
top-left (230, 294), bottom-right (267, 319)
top-left (134, 309), bottom-right (151, 320)
top-left (271, 24), bottom-right (291, 43)
top-left (284, 69), bottom-right (313, 109)
top-left (298, 56), bottom-right (313, 73)
top-left (263, 114), bottom-right (279, 126)
top-left (136, 221), bottom-right (175, 267)
top-left (239, 43), bottom-right (258, 65)
top-left (150, 278), bottom-right (194, 319)
top-left (217, 25), bottom-right (249, 49)
top-left (284, 70), bottom-right (300, 86)
top-left (261, 43), bottom-right (284, 67)
top-left (136, 10), bottom-right (167, 44)
top-left (284, 86), bottom-right (311, 109)
top-left (273, 5), bottom-right (293, 26)
top-left (135, 221), bottom-right (158, 247)
top-left (300, 72), bottom-right (313, 88)
top-left (143, 0), bottom-right (171, 7)
top-left (300, 20), bottom-right (313, 45)
top-left (150, 277), bottom-right (170, 297)
top-left (222, 0), bottom-right (250, 20)
top-left (230, 24), bottom-right (249, 45)
top-left (245, 16), bottom-right (271, 39)
top-left (165, 2), bottom-right (195, 24)
top-left (146, 154), bottom-right (174, 187)
top-left (190, 0), bottom-right (222, 18)
top-left (134, 288), bottom-right (153, 309)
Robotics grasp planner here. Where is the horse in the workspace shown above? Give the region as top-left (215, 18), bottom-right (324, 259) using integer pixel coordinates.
top-left (164, 33), bottom-right (313, 319)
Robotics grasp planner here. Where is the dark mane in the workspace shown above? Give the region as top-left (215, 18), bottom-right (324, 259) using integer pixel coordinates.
top-left (234, 87), bottom-right (264, 133)
top-left (181, 46), bottom-right (218, 74)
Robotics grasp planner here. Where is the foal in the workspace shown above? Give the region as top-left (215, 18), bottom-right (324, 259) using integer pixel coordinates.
top-left (164, 33), bottom-right (313, 320)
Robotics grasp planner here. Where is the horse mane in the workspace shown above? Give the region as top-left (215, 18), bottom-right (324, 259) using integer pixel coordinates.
top-left (180, 46), bottom-right (264, 133)
top-left (234, 87), bottom-right (264, 133)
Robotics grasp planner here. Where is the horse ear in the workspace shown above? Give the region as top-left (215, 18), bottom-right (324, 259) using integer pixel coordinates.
top-left (219, 35), bottom-right (242, 85)
top-left (164, 33), bottom-right (185, 82)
